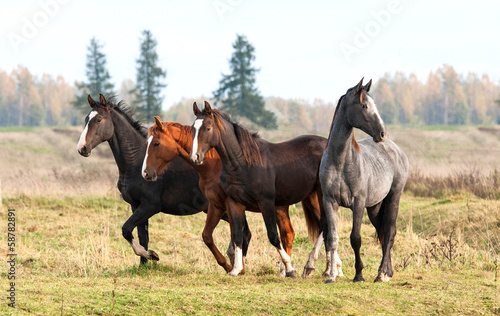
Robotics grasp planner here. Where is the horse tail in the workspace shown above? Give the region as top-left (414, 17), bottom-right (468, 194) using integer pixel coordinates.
top-left (300, 201), bottom-right (320, 242)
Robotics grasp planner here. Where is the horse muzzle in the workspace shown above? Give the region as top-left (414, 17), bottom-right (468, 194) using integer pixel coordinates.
top-left (142, 169), bottom-right (157, 182)
top-left (190, 153), bottom-right (204, 165)
top-left (77, 145), bottom-right (91, 157)
top-left (373, 131), bottom-right (386, 143)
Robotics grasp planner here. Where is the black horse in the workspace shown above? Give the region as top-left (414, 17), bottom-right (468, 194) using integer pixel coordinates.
top-left (76, 94), bottom-right (250, 265)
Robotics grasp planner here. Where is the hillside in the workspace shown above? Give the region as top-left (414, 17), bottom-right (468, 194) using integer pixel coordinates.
top-left (1, 124), bottom-right (500, 197)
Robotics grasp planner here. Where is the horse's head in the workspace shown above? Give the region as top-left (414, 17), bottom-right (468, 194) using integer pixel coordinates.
top-left (142, 117), bottom-right (178, 181)
top-left (344, 78), bottom-right (386, 143)
top-left (76, 93), bottom-right (114, 156)
top-left (190, 101), bottom-right (220, 165)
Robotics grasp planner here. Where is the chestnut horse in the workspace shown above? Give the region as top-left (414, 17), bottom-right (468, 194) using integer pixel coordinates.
top-left (189, 102), bottom-right (342, 277)
top-left (142, 116), bottom-right (342, 277)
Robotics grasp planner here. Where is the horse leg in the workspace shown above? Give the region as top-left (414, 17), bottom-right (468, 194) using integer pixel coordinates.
top-left (227, 199), bottom-right (247, 276)
top-left (202, 203), bottom-right (233, 273)
top-left (374, 192), bottom-right (400, 282)
top-left (303, 229), bottom-right (322, 278)
top-left (136, 219), bottom-right (149, 265)
top-left (322, 193), bottom-right (340, 283)
top-left (122, 205), bottom-right (159, 262)
top-left (276, 206), bottom-right (294, 277)
top-left (351, 201), bottom-right (365, 282)
top-left (240, 216), bottom-right (252, 275)
top-left (258, 200), bottom-right (297, 278)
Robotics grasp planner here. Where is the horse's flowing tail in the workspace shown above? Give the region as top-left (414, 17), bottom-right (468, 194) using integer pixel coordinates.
top-left (300, 201), bottom-right (320, 242)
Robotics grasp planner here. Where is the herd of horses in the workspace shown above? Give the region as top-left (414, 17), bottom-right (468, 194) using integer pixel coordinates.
top-left (76, 78), bottom-right (409, 283)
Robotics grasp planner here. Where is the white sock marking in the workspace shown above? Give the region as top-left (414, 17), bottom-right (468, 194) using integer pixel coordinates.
top-left (142, 135), bottom-right (153, 178)
top-left (129, 238), bottom-right (149, 258)
top-left (191, 119), bottom-right (204, 161)
top-left (229, 245), bottom-right (243, 276)
top-left (77, 111), bottom-right (97, 151)
top-left (278, 246), bottom-right (294, 273)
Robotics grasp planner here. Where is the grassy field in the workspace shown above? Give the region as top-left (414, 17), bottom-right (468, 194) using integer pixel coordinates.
top-left (0, 125), bottom-right (499, 315)
top-left (1, 194), bottom-right (499, 315)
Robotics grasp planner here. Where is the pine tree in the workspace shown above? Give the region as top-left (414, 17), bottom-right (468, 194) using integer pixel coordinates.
top-left (73, 37), bottom-right (114, 112)
top-left (213, 34), bottom-right (277, 129)
top-left (132, 30), bottom-right (166, 121)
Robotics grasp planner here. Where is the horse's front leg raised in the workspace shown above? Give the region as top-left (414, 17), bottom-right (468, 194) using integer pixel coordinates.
top-left (136, 219), bottom-right (149, 265)
top-left (122, 205), bottom-right (160, 262)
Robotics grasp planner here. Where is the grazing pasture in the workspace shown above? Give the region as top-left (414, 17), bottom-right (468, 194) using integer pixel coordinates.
top-left (0, 125), bottom-right (499, 315)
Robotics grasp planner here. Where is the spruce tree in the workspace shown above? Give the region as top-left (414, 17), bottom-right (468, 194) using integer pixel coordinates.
top-left (213, 34), bottom-right (277, 129)
top-left (73, 37), bottom-right (114, 112)
top-left (132, 30), bottom-right (166, 121)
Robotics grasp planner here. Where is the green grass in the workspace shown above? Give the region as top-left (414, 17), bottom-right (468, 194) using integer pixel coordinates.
top-left (1, 194), bottom-right (499, 315)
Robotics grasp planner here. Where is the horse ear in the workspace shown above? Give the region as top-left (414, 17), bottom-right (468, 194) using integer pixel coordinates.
top-left (204, 101), bottom-right (213, 116)
top-left (154, 116), bottom-right (164, 131)
top-left (99, 93), bottom-right (107, 106)
top-left (193, 102), bottom-right (201, 116)
top-left (356, 77), bottom-right (364, 92)
top-left (364, 79), bottom-right (372, 92)
top-left (88, 95), bottom-right (96, 108)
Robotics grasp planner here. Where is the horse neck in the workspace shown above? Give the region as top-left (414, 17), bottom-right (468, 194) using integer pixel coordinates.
top-left (326, 105), bottom-right (358, 166)
top-left (213, 120), bottom-right (248, 174)
top-left (108, 111), bottom-right (146, 174)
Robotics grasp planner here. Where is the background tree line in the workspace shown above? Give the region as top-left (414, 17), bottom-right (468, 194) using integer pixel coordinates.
top-left (0, 32), bottom-right (499, 128)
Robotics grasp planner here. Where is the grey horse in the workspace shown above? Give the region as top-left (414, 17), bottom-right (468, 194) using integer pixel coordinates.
top-left (320, 78), bottom-right (409, 283)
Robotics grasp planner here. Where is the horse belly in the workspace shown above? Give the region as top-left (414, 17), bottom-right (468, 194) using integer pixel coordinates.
top-left (274, 170), bottom-right (316, 206)
top-left (365, 173), bottom-right (392, 207)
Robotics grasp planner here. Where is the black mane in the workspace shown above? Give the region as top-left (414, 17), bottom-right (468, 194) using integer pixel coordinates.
top-left (95, 95), bottom-right (148, 138)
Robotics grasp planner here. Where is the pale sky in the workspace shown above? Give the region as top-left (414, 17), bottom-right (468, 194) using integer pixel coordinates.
top-left (1, 0), bottom-right (498, 109)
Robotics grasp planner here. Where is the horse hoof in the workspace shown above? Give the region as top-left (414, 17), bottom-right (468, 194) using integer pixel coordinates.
top-left (337, 269), bottom-right (344, 277)
top-left (302, 268), bottom-right (315, 278)
top-left (374, 273), bottom-right (391, 283)
top-left (325, 278), bottom-right (336, 284)
top-left (353, 275), bottom-right (365, 283)
top-left (228, 270), bottom-right (240, 277)
top-left (148, 250), bottom-right (160, 261)
top-left (286, 270), bottom-right (297, 278)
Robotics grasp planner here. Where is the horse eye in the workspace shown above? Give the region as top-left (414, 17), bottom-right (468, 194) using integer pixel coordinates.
top-left (206, 127), bottom-right (211, 131)
top-left (97, 118), bottom-right (102, 122)
top-left (154, 143), bottom-right (160, 147)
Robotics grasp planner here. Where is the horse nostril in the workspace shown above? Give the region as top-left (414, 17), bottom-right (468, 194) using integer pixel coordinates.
top-left (380, 131), bottom-right (385, 139)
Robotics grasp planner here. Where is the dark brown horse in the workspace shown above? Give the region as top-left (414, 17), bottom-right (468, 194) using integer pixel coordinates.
top-left (76, 94), bottom-right (242, 265)
top-left (189, 102), bottom-right (342, 277)
top-left (142, 116), bottom-right (340, 276)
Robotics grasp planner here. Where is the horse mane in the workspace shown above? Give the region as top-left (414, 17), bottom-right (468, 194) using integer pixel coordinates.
top-left (208, 108), bottom-right (263, 166)
top-left (162, 122), bottom-right (219, 160)
top-left (328, 92), bottom-right (361, 153)
top-left (96, 95), bottom-right (148, 138)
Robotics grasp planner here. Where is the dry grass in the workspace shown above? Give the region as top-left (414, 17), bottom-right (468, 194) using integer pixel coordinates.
top-left (1, 194), bottom-right (499, 315)
top-left (406, 167), bottom-right (500, 199)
